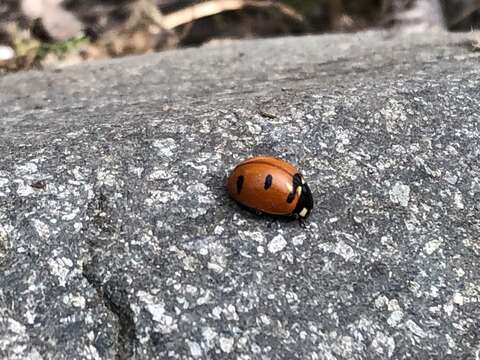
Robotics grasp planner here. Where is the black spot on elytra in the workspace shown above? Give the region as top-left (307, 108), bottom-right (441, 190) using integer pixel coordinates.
top-left (236, 176), bottom-right (244, 194)
top-left (286, 173), bottom-right (302, 204)
top-left (293, 174), bottom-right (302, 189)
top-left (286, 192), bottom-right (295, 203)
top-left (264, 175), bottom-right (272, 190)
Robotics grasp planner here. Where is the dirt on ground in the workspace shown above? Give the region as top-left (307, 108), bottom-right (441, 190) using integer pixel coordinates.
top-left (0, 0), bottom-right (479, 73)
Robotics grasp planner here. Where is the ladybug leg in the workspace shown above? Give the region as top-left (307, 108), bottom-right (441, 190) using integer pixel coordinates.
top-left (298, 217), bottom-right (307, 228)
top-left (267, 219), bottom-right (277, 229)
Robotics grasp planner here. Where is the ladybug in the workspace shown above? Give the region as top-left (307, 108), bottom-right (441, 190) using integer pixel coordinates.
top-left (227, 156), bottom-right (313, 219)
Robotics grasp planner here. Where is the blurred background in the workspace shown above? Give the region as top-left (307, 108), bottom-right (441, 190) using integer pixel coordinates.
top-left (0, 0), bottom-right (479, 73)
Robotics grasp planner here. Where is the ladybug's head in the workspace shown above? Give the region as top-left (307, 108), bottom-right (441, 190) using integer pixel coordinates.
top-left (293, 174), bottom-right (314, 219)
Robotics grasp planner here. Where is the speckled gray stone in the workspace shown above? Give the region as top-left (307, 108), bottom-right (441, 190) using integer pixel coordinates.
top-left (1, 31), bottom-right (480, 359)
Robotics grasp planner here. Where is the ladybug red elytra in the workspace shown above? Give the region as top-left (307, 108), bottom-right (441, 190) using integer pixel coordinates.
top-left (227, 156), bottom-right (313, 219)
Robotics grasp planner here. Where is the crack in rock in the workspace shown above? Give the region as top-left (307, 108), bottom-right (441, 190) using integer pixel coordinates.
top-left (83, 263), bottom-right (137, 359)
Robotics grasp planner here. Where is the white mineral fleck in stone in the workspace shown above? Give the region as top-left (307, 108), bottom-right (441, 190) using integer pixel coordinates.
top-left (86, 345), bottom-right (101, 360)
top-left (15, 180), bottom-right (35, 197)
top-left (16, 162), bottom-right (38, 175)
top-left (185, 285), bottom-right (198, 295)
top-left (240, 230), bottom-right (265, 243)
top-left (153, 138), bottom-right (177, 157)
top-left (196, 290), bottom-right (212, 305)
top-left (74, 222), bottom-right (83, 232)
top-left (472, 178), bottom-right (480, 193)
top-left (251, 342), bottom-right (261, 353)
top-left (62, 257), bottom-right (74, 267)
top-left (24, 310), bottom-right (35, 324)
top-left (136, 290), bottom-right (156, 304)
top-left (0, 177), bottom-right (9, 187)
top-left (375, 295), bottom-right (389, 309)
top-left (322, 105), bottom-right (336, 117)
top-left (246, 121), bottom-right (262, 134)
top-left (146, 303), bottom-right (177, 334)
top-left (453, 191), bottom-right (464, 209)
top-left (389, 182), bottom-right (410, 207)
top-left (219, 336), bottom-right (235, 353)
top-left (260, 314), bottom-right (271, 325)
top-left (17, 246), bottom-right (26, 253)
top-left (202, 327), bottom-right (217, 349)
top-left (213, 225), bottom-right (224, 235)
top-left (453, 292), bottom-right (464, 306)
top-left (388, 299), bottom-right (401, 311)
top-left (96, 169), bottom-right (117, 187)
top-left (211, 306), bottom-right (222, 319)
top-left (336, 142), bottom-right (346, 153)
top-left (146, 188), bottom-right (181, 206)
top-left (187, 183), bottom-right (209, 193)
top-left (444, 302), bottom-right (454, 316)
top-left (320, 240), bottom-right (356, 262)
top-left (292, 234), bottom-right (306, 246)
top-left (63, 294), bottom-right (86, 309)
top-left (8, 318), bottom-right (26, 334)
top-left (130, 166), bottom-right (144, 178)
top-left (387, 310), bottom-right (404, 327)
top-left (182, 255), bottom-right (200, 271)
top-left (27, 349), bottom-right (43, 360)
top-left (71, 166), bottom-right (86, 180)
top-left (446, 334), bottom-right (456, 349)
top-left (0, 223), bottom-right (10, 245)
top-left (186, 340), bottom-right (202, 358)
top-left (408, 281), bottom-right (421, 297)
top-left (186, 161), bottom-right (208, 174)
top-left (335, 240), bottom-right (355, 261)
top-left (268, 234), bottom-right (287, 253)
top-left (207, 262), bottom-right (224, 273)
top-left (48, 257), bottom-right (73, 287)
top-left (405, 320), bottom-right (426, 338)
top-left (188, 207), bottom-right (208, 218)
top-left (148, 168), bottom-right (173, 180)
top-left (332, 336), bottom-right (354, 358)
top-left (336, 130), bottom-right (351, 145)
top-left (225, 304), bottom-right (239, 321)
top-left (444, 172), bottom-right (458, 185)
top-left (371, 332), bottom-right (395, 358)
top-left (62, 210), bottom-right (78, 221)
top-left (198, 246), bottom-right (208, 256)
top-left (381, 99), bottom-right (407, 132)
top-left (72, 295), bottom-right (86, 308)
top-left (424, 239), bottom-right (442, 255)
top-left (146, 303), bottom-right (165, 320)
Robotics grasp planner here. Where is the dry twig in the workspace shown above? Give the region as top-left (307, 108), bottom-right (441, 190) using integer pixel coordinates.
top-left (160, 0), bottom-right (303, 30)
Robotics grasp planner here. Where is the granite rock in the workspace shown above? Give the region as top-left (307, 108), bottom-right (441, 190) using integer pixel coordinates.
top-left (0, 31), bottom-right (479, 359)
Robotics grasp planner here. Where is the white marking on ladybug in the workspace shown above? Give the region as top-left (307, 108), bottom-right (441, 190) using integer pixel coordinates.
top-left (296, 186), bottom-right (302, 197)
top-left (301, 176), bottom-right (305, 184)
top-left (286, 183), bottom-right (293, 193)
top-left (299, 208), bottom-right (308, 218)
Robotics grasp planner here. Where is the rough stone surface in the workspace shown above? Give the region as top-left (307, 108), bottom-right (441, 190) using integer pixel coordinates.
top-left (1, 31), bottom-right (480, 359)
